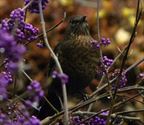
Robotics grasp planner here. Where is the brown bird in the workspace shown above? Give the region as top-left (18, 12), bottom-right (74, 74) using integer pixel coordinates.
top-left (37, 16), bottom-right (100, 119)
top-left (49, 15), bottom-right (100, 94)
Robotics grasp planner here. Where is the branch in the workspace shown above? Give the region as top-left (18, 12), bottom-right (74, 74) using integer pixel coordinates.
top-left (38, 0), bottom-right (69, 124)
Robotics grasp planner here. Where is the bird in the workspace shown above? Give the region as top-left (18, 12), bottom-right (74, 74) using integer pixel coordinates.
top-left (37, 15), bottom-right (100, 119)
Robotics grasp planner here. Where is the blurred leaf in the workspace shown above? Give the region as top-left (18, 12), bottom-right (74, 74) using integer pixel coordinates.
top-left (115, 28), bottom-right (130, 44)
top-left (60, 0), bottom-right (73, 6)
top-left (128, 15), bottom-right (135, 26)
top-left (122, 7), bottom-right (135, 17)
top-left (99, 10), bottom-right (106, 18)
top-left (103, 0), bottom-right (113, 11)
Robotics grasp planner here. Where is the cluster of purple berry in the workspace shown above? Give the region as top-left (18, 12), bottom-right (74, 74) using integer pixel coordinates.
top-left (102, 56), bottom-right (113, 69)
top-left (71, 115), bottom-right (106, 125)
top-left (91, 40), bottom-right (100, 49)
top-left (52, 71), bottom-right (69, 84)
top-left (0, 30), bottom-right (25, 99)
top-left (0, 8), bottom-right (39, 42)
top-left (26, 80), bottom-right (44, 107)
top-left (0, 102), bottom-right (40, 125)
top-left (0, 30), bottom-right (25, 63)
top-left (91, 37), bottom-right (111, 49)
top-left (101, 37), bottom-right (111, 46)
top-left (90, 116), bottom-right (106, 125)
top-left (24, 0), bottom-right (49, 13)
top-left (119, 73), bottom-right (127, 88)
top-left (0, 0), bottom-right (141, 124)
top-left (0, 0), bottom-right (50, 124)
top-left (111, 69), bottom-right (127, 88)
top-left (0, 72), bottom-right (12, 100)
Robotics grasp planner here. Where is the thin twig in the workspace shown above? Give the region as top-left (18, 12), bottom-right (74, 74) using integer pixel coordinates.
top-left (43, 96), bottom-right (59, 114)
top-left (12, 76), bottom-right (17, 97)
top-left (22, 0), bottom-right (34, 11)
top-left (21, 69), bottom-right (33, 82)
top-left (37, 14), bottom-right (66, 38)
top-left (118, 94), bottom-right (144, 105)
top-left (115, 109), bottom-right (144, 115)
top-left (41, 84), bottom-right (144, 124)
top-left (78, 92), bottom-right (142, 125)
top-left (117, 85), bottom-right (144, 92)
top-left (113, 115), bottom-right (141, 121)
top-left (38, 1), bottom-right (69, 124)
top-left (96, 0), bottom-right (113, 111)
top-left (124, 57), bottom-right (144, 73)
top-left (21, 67), bottom-right (59, 116)
top-left (107, 1), bottom-right (142, 124)
top-left (98, 46), bottom-right (127, 88)
top-left (87, 0), bottom-right (101, 112)
top-left (41, 93), bottom-right (109, 125)
top-left (113, 0), bottom-right (141, 102)
top-left (90, 56), bottom-right (144, 99)
top-left (24, 13), bottom-right (66, 46)
top-left (73, 111), bottom-right (141, 121)
top-left (88, 0), bottom-right (113, 112)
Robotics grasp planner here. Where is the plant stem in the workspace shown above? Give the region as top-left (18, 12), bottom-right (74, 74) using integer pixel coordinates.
top-left (106, 1), bottom-right (142, 124)
top-left (38, 0), bottom-right (69, 124)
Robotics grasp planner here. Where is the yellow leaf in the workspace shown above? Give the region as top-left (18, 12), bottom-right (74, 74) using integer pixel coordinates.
top-left (99, 10), bottom-right (106, 18)
top-left (60, 0), bottom-right (73, 6)
top-left (128, 16), bottom-right (135, 26)
top-left (122, 7), bottom-right (134, 17)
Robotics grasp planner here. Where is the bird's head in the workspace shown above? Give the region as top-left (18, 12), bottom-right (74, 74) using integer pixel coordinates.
top-left (66, 16), bottom-right (90, 37)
